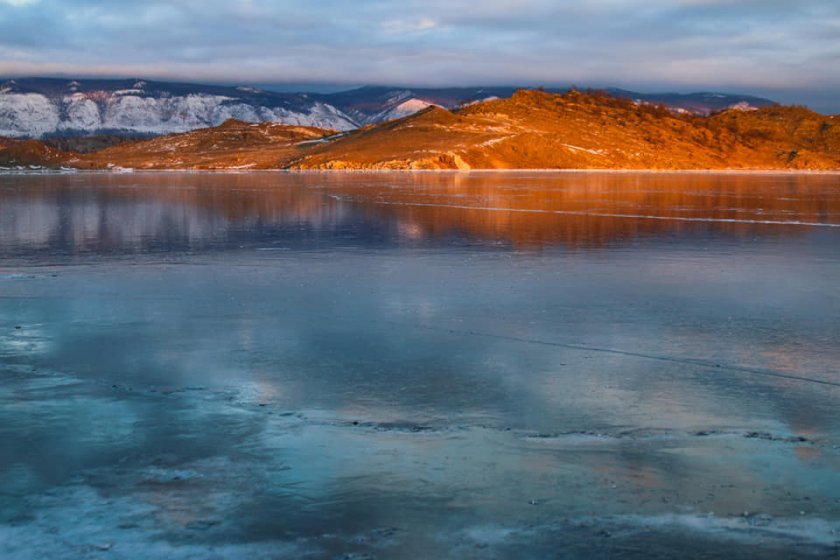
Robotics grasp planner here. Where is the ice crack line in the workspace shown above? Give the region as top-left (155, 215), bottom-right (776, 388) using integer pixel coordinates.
top-left (372, 201), bottom-right (840, 229)
top-left (386, 321), bottom-right (840, 389)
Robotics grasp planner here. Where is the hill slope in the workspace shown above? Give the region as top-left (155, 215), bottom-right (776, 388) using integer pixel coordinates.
top-left (71, 119), bottom-right (334, 170)
top-left (0, 138), bottom-right (69, 168)
top-left (292, 90), bottom-right (840, 170)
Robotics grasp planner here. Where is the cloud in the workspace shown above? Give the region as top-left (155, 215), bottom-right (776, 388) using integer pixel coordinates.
top-left (0, 0), bottom-right (837, 110)
top-left (382, 18), bottom-right (438, 34)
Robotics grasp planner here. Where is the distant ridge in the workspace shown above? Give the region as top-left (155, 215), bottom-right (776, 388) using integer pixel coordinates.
top-left (0, 78), bottom-right (358, 138)
top-left (1, 77), bottom-right (776, 139)
top-left (319, 85), bottom-right (777, 124)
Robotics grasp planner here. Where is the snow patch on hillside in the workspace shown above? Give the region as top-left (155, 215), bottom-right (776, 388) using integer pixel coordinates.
top-left (60, 94), bottom-right (101, 130)
top-left (727, 101), bottom-right (759, 112)
top-left (103, 94), bottom-right (237, 132)
top-left (0, 91), bottom-right (358, 137)
top-left (375, 98), bottom-right (436, 122)
top-left (0, 93), bottom-right (60, 137)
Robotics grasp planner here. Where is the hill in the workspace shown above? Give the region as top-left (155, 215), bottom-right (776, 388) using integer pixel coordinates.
top-left (71, 119), bottom-right (334, 170)
top-left (292, 89), bottom-right (840, 170)
top-left (0, 138), bottom-right (69, 168)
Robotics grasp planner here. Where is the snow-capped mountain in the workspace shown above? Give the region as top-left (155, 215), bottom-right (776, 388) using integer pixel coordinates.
top-left (372, 98), bottom-right (438, 122)
top-left (314, 86), bottom-right (517, 125)
top-left (0, 78), bottom-right (778, 139)
top-left (0, 78), bottom-right (359, 138)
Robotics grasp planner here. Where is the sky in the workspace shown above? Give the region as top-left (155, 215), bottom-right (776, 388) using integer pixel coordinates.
top-left (0, 0), bottom-right (838, 112)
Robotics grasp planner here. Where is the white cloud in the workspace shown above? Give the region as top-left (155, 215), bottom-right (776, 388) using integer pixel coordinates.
top-left (383, 18), bottom-right (438, 33)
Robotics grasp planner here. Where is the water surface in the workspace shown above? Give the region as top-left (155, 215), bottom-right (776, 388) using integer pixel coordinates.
top-left (1, 172), bottom-right (839, 559)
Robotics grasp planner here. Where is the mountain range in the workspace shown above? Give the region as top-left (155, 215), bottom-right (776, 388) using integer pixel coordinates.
top-left (0, 77), bottom-right (777, 139)
top-left (2, 88), bottom-right (837, 171)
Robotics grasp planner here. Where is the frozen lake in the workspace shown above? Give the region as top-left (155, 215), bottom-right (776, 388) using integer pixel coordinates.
top-left (1, 171), bottom-right (839, 559)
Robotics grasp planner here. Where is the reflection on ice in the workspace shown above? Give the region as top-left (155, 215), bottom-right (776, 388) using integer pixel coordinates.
top-left (1, 172), bottom-right (839, 259)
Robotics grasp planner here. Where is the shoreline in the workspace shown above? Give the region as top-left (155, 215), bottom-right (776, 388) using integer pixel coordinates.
top-left (3, 167), bottom-right (840, 176)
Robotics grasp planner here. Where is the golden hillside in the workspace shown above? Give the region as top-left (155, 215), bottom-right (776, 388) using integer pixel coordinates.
top-left (292, 89), bottom-right (840, 170)
top-left (0, 138), bottom-right (69, 167)
top-left (71, 119), bottom-right (335, 170)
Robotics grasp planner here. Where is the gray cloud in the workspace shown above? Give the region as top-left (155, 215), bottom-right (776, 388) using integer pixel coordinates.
top-left (0, 0), bottom-right (837, 111)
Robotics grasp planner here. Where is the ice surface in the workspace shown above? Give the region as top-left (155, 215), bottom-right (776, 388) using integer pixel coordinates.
top-left (0, 172), bottom-right (838, 558)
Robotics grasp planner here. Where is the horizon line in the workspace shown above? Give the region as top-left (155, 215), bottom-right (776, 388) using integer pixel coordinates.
top-left (1, 74), bottom-right (781, 99)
